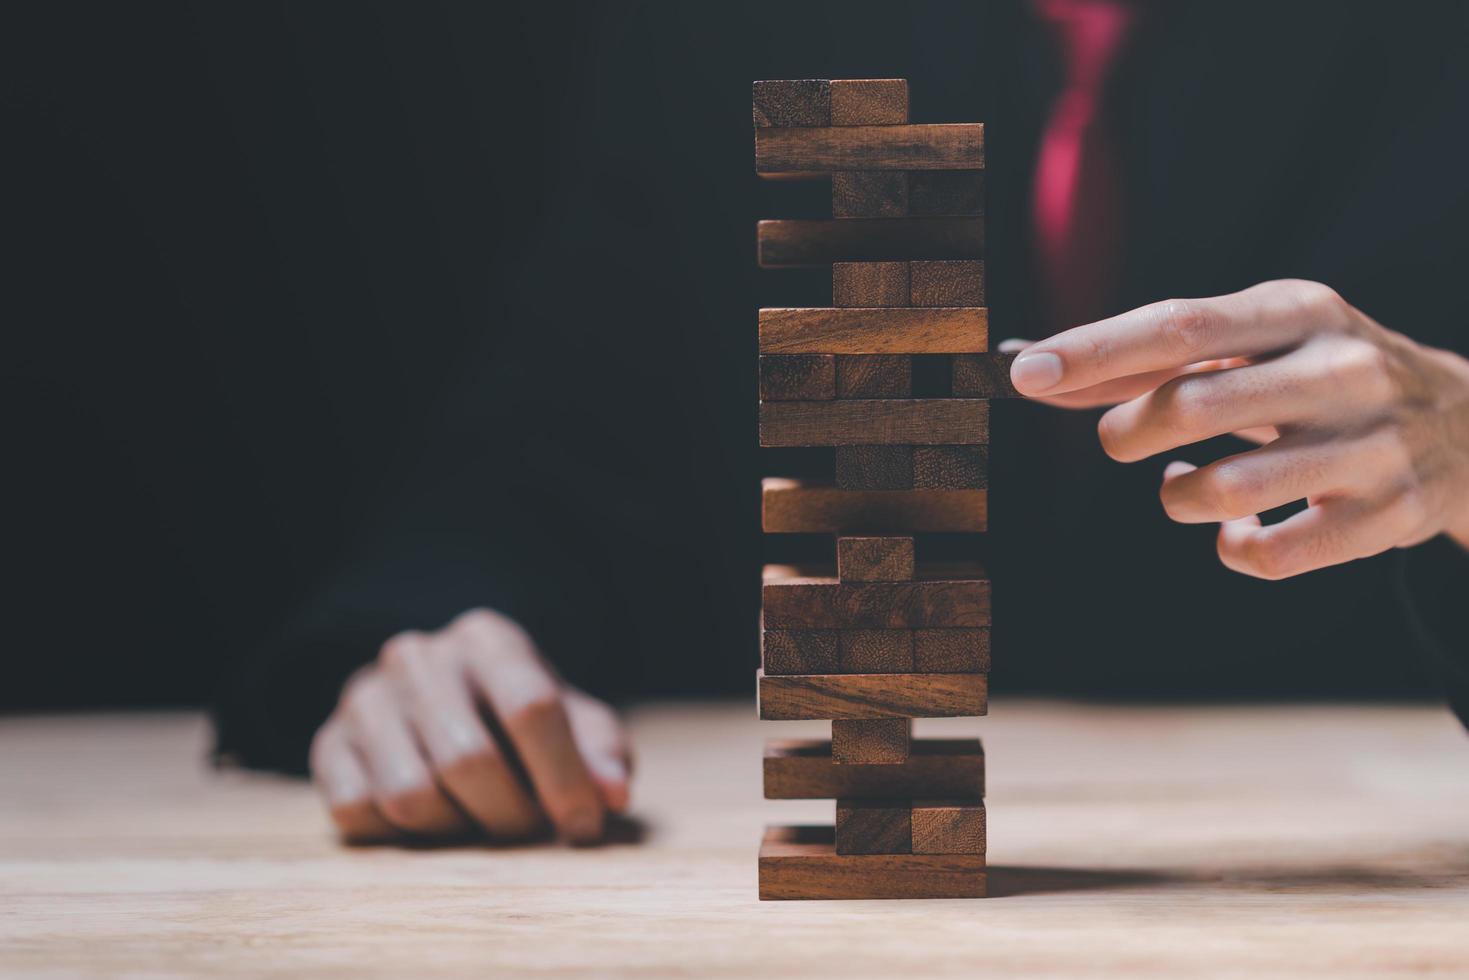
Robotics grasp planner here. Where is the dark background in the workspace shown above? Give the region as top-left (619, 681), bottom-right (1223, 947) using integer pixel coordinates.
top-left (4, 2), bottom-right (1462, 717)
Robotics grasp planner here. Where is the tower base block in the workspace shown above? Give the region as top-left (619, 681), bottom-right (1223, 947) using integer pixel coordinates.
top-left (759, 825), bottom-right (986, 900)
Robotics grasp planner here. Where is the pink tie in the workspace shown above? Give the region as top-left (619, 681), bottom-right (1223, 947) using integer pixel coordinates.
top-left (1030, 0), bottom-right (1138, 334)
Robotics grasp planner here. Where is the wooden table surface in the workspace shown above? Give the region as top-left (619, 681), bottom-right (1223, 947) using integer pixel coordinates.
top-left (4, 701), bottom-right (1469, 977)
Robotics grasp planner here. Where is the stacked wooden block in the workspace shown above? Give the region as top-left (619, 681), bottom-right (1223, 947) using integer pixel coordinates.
top-left (753, 79), bottom-right (1014, 900)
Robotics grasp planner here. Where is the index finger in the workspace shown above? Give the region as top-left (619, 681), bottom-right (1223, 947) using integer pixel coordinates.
top-left (1010, 279), bottom-right (1348, 397)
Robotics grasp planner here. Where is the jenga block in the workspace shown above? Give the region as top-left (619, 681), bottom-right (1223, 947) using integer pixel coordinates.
top-left (759, 825), bottom-right (986, 900)
top-left (831, 172), bottom-right (909, 217)
top-left (909, 171), bottom-right (985, 215)
top-left (837, 536), bottom-right (915, 582)
top-left (757, 217), bottom-right (984, 267)
top-left (764, 738), bottom-right (985, 799)
top-left (762, 564), bottom-right (989, 629)
top-left (759, 399), bottom-right (988, 447)
top-left (913, 628), bottom-right (991, 673)
top-left (761, 629), bottom-right (839, 675)
top-left (755, 124), bottom-right (985, 174)
top-left (832, 262), bottom-right (910, 308)
top-left (838, 630), bottom-right (915, 672)
top-left (831, 718), bottom-right (910, 764)
top-left (951, 352), bottom-right (1020, 397)
top-left (758, 354), bottom-right (836, 401)
top-left (913, 446), bottom-right (989, 490)
top-left (762, 477), bottom-right (987, 532)
top-left (836, 800), bottom-right (911, 855)
top-left (911, 800), bottom-right (987, 855)
top-left (759, 307), bottom-right (987, 355)
top-left (752, 79), bottom-right (830, 128)
top-left (835, 355), bottom-right (911, 398)
top-left (757, 669), bottom-right (988, 719)
top-left (829, 79), bottom-right (909, 126)
top-left (909, 260), bottom-right (986, 307)
top-left (834, 446), bottom-right (914, 490)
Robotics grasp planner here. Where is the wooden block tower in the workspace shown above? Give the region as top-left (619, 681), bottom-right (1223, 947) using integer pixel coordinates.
top-left (753, 79), bottom-right (1015, 900)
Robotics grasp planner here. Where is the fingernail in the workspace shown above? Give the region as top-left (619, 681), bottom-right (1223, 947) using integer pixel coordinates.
top-left (1163, 460), bottom-right (1196, 480)
top-left (1011, 351), bottom-right (1063, 393)
top-left (564, 807), bottom-right (604, 844)
top-left (997, 338), bottom-right (1033, 353)
top-left (586, 753), bottom-right (627, 785)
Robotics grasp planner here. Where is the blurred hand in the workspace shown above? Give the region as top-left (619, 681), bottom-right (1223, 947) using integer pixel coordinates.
top-left (310, 609), bottom-right (631, 845)
top-left (1007, 279), bottom-right (1469, 578)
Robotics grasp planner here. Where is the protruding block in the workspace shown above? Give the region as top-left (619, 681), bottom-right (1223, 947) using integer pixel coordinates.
top-left (761, 629), bottom-right (839, 675)
top-left (913, 446), bottom-right (988, 490)
top-left (838, 629), bottom-right (914, 672)
top-left (752, 79), bottom-right (830, 128)
top-left (757, 217), bottom-right (984, 267)
top-left (764, 738), bottom-right (985, 799)
top-left (757, 669), bottom-right (988, 719)
top-left (832, 262), bottom-right (910, 308)
top-left (762, 563), bottom-right (990, 629)
top-left (759, 307), bottom-right (987, 355)
top-left (914, 628), bottom-right (991, 673)
top-left (951, 352), bottom-right (1020, 397)
top-left (755, 123), bottom-right (986, 174)
top-left (831, 719), bottom-right (911, 765)
top-left (759, 399), bottom-right (989, 447)
top-left (836, 800), bottom-right (911, 855)
top-left (758, 354), bottom-right (836, 401)
top-left (909, 171), bottom-right (984, 216)
top-left (829, 78), bottom-right (909, 126)
top-left (759, 825), bottom-right (986, 900)
top-left (762, 478), bottom-right (987, 532)
top-left (834, 446), bottom-right (914, 490)
top-left (910, 260), bottom-right (986, 307)
top-left (837, 536), bottom-right (915, 582)
top-left (911, 800), bottom-right (987, 855)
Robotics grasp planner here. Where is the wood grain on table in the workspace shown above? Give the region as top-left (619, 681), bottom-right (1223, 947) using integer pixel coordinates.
top-left (3, 703), bottom-right (1468, 977)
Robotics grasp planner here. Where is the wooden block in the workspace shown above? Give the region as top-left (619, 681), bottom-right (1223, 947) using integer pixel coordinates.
top-left (829, 79), bottom-right (909, 126)
top-left (831, 262), bottom-right (909, 308)
top-left (832, 172), bottom-right (908, 217)
top-left (913, 627), bottom-right (991, 672)
top-left (759, 399), bottom-right (988, 447)
top-left (759, 825), bottom-right (986, 900)
top-left (836, 800), bottom-right (911, 855)
top-left (757, 217), bottom-right (984, 267)
top-left (913, 446), bottom-right (988, 490)
top-left (752, 79), bottom-right (830, 128)
top-left (762, 478), bottom-right (987, 532)
top-left (835, 355), bottom-right (910, 398)
top-left (758, 354), bottom-right (836, 401)
top-left (762, 563), bottom-right (989, 629)
top-left (909, 171), bottom-right (985, 215)
top-left (951, 352), bottom-right (1019, 397)
top-left (911, 800), bottom-right (987, 855)
top-left (831, 719), bottom-right (910, 765)
top-left (762, 629), bottom-right (839, 675)
top-left (834, 446), bottom-right (914, 490)
top-left (759, 307), bottom-right (986, 355)
top-left (755, 124), bottom-right (985, 174)
top-left (909, 260), bottom-right (986, 307)
top-left (838, 630), bottom-right (914, 672)
top-left (757, 669), bottom-right (988, 719)
top-left (764, 738), bottom-right (985, 799)
top-left (837, 536), bottom-right (915, 582)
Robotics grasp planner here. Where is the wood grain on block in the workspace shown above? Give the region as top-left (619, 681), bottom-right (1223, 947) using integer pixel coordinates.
top-left (832, 262), bottom-right (910, 308)
top-left (834, 446), bottom-right (914, 491)
top-left (952, 352), bottom-right (1020, 397)
top-left (829, 78), bottom-right (909, 126)
top-left (909, 260), bottom-right (986, 307)
top-left (832, 172), bottom-right (908, 218)
top-left (830, 719), bottom-right (910, 765)
top-left (757, 669), bottom-right (988, 719)
top-left (752, 79), bottom-right (830, 128)
top-left (838, 630), bottom-right (914, 672)
top-left (914, 627), bottom-right (991, 673)
top-left (755, 124), bottom-right (985, 174)
top-left (764, 738), bottom-right (985, 799)
top-left (913, 446), bottom-right (989, 490)
top-left (757, 217), bottom-right (983, 267)
top-left (759, 399), bottom-right (988, 447)
top-left (911, 800), bottom-right (987, 855)
top-left (761, 629), bottom-right (839, 675)
top-left (762, 477), bottom-right (987, 532)
top-left (909, 171), bottom-right (985, 215)
top-left (758, 354), bottom-right (836, 401)
top-left (837, 536), bottom-right (915, 582)
top-left (835, 355), bottom-right (911, 398)
top-left (761, 563), bottom-right (990, 629)
top-left (759, 825), bottom-right (986, 900)
top-left (836, 800), bottom-right (911, 855)
top-left (759, 307), bottom-right (987, 355)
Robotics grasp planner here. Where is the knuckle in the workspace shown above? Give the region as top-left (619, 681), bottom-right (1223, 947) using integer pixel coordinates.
top-left (1328, 340), bottom-right (1396, 400)
top-left (1206, 462), bottom-right (1259, 519)
top-left (1388, 488), bottom-right (1431, 539)
top-left (377, 783), bottom-right (445, 831)
top-left (1159, 377), bottom-right (1214, 438)
top-left (1157, 298), bottom-right (1213, 357)
top-left (1243, 531), bottom-right (1292, 581)
top-left (379, 631), bottom-right (426, 673)
top-left (1285, 279), bottom-right (1344, 318)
